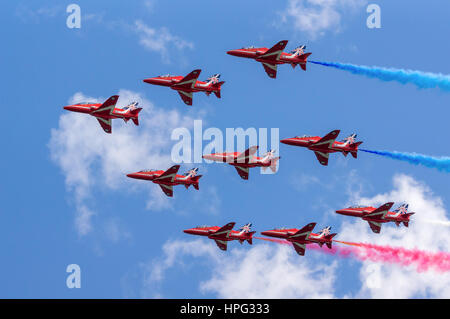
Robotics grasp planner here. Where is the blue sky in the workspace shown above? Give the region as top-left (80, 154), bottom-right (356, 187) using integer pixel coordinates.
top-left (2, 0), bottom-right (450, 298)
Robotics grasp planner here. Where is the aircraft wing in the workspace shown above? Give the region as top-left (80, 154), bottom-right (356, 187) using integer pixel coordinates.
top-left (367, 221), bottom-right (382, 234)
top-left (172, 69), bottom-right (201, 90)
top-left (292, 242), bottom-right (306, 256)
top-left (212, 222), bottom-right (236, 238)
top-left (158, 184), bottom-right (174, 197)
top-left (261, 62), bottom-right (278, 78)
top-left (213, 239), bottom-right (228, 251)
top-left (234, 165), bottom-right (249, 180)
top-left (312, 130), bottom-right (340, 150)
top-left (91, 95), bottom-right (118, 117)
top-left (177, 90), bottom-right (193, 106)
top-left (236, 146), bottom-right (258, 163)
top-left (365, 202), bottom-right (394, 220)
top-left (259, 40), bottom-right (288, 61)
top-left (154, 165), bottom-right (180, 183)
top-left (288, 222), bottom-right (316, 242)
top-left (96, 117), bottom-right (112, 134)
top-left (313, 151), bottom-right (329, 166)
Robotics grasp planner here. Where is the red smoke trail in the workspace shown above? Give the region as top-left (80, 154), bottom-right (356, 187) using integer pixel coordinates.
top-left (256, 237), bottom-right (450, 273)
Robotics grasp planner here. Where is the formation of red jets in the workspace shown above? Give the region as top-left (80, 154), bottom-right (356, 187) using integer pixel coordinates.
top-left (62, 40), bottom-right (415, 256)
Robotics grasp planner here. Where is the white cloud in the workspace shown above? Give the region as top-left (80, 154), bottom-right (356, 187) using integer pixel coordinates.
top-left (135, 20), bottom-right (194, 63)
top-left (339, 174), bottom-right (450, 298)
top-left (280, 0), bottom-right (367, 39)
top-left (49, 89), bottom-right (198, 236)
top-left (138, 239), bottom-right (337, 298)
top-left (135, 174), bottom-right (450, 299)
top-left (15, 4), bottom-right (63, 23)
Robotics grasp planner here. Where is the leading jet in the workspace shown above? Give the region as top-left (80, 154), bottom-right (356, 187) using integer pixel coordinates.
top-left (63, 95), bottom-right (142, 134)
top-left (126, 165), bottom-right (202, 197)
top-left (261, 223), bottom-right (337, 256)
top-left (226, 40), bottom-right (311, 78)
top-left (336, 203), bottom-right (415, 234)
top-left (143, 70), bottom-right (225, 106)
top-left (183, 222), bottom-right (256, 251)
top-left (280, 130), bottom-right (362, 166)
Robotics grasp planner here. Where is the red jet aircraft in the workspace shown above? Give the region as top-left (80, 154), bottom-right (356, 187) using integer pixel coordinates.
top-left (202, 146), bottom-right (280, 180)
top-left (63, 95), bottom-right (142, 134)
top-left (280, 130), bottom-right (362, 166)
top-left (336, 203), bottom-right (415, 234)
top-left (184, 222), bottom-right (255, 251)
top-left (261, 223), bottom-right (337, 256)
top-left (126, 166), bottom-right (202, 197)
top-left (143, 70), bottom-right (224, 106)
top-left (227, 41), bottom-right (311, 78)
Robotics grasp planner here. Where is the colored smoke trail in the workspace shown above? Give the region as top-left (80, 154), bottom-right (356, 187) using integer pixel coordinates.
top-left (360, 149), bottom-right (450, 172)
top-left (310, 61), bottom-right (450, 91)
top-left (256, 237), bottom-right (450, 273)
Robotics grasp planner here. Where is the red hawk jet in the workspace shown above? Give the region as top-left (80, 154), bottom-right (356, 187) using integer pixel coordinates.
top-left (261, 223), bottom-right (337, 256)
top-left (202, 146), bottom-right (280, 180)
top-left (226, 41), bottom-right (311, 78)
top-left (336, 203), bottom-right (415, 234)
top-left (126, 166), bottom-right (202, 197)
top-left (184, 222), bottom-right (256, 251)
top-left (63, 95), bottom-right (142, 134)
top-left (143, 70), bottom-right (224, 106)
top-left (280, 130), bottom-right (363, 166)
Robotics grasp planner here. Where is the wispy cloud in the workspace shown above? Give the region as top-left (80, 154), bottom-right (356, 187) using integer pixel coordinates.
top-left (134, 20), bottom-right (194, 63)
top-left (15, 4), bottom-right (63, 23)
top-left (134, 239), bottom-right (337, 298)
top-left (49, 90), bottom-right (199, 236)
top-left (279, 0), bottom-right (367, 39)
top-left (340, 174), bottom-right (450, 298)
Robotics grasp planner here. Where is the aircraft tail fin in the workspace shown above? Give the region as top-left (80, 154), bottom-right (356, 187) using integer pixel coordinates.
top-left (403, 212), bottom-right (415, 227)
top-left (349, 141), bottom-right (363, 158)
top-left (270, 157), bottom-right (280, 173)
top-left (298, 53), bottom-right (311, 71)
top-left (131, 107), bottom-right (142, 126)
top-left (212, 81), bottom-right (225, 98)
top-left (191, 175), bottom-right (202, 190)
top-left (247, 232), bottom-right (256, 245)
top-left (326, 233), bottom-right (338, 246)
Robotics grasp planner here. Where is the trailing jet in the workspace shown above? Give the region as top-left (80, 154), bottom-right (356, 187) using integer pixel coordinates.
top-left (126, 165), bottom-right (202, 197)
top-left (202, 146), bottom-right (280, 180)
top-left (226, 40), bottom-right (311, 78)
top-left (183, 222), bottom-right (256, 251)
top-left (336, 203), bottom-right (415, 234)
top-left (261, 223), bottom-right (337, 256)
top-left (143, 70), bottom-right (225, 106)
top-left (280, 130), bottom-right (362, 166)
top-left (63, 95), bottom-right (142, 134)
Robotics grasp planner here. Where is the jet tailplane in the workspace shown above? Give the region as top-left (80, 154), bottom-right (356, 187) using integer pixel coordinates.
top-left (191, 175), bottom-right (202, 190)
top-left (270, 157), bottom-right (280, 173)
top-left (130, 107), bottom-right (142, 126)
top-left (212, 81), bottom-right (225, 98)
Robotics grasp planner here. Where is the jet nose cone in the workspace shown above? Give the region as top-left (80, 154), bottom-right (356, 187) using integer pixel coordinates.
top-left (226, 50), bottom-right (240, 56)
top-left (335, 209), bottom-right (345, 215)
top-left (63, 105), bottom-right (75, 111)
top-left (280, 138), bottom-right (289, 144)
top-left (183, 229), bottom-right (195, 235)
top-left (126, 173), bottom-right (138, 179)
top-left (260, 231), bottom-right (272, 236)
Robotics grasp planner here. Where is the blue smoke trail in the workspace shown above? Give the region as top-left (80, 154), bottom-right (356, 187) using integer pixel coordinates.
top-left (361, 149), bottom-right (450, 172)
top-left (310, 61), bottom-right (450, 91)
